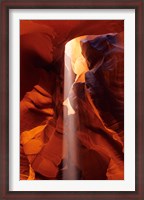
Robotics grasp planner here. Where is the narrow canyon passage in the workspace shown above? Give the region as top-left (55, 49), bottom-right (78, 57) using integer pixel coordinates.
top-left (20, 20), bottom-right (124, 180)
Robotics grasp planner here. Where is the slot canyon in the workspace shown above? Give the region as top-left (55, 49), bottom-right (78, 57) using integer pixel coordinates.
top-left (20, 20), bottom-right (124, 180)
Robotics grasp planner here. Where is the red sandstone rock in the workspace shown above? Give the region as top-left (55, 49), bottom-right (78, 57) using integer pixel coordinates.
top-left (20, 20), bottom-right (124, 180)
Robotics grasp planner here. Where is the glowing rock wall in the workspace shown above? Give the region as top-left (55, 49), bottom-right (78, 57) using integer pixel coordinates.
top-left (20, 20), bottom-right (124, 180)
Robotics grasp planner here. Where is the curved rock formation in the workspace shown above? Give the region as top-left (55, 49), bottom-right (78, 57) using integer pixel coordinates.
top-left (20, 20), bottom-right (124, 180)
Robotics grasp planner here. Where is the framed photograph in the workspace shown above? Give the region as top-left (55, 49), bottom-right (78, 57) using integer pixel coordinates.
top-left (0, 0), bottom-right (143, 199)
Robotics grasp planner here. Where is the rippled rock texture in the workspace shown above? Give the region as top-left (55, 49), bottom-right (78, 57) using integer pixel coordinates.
top-left (20, 20), bottom-right (124, 180)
